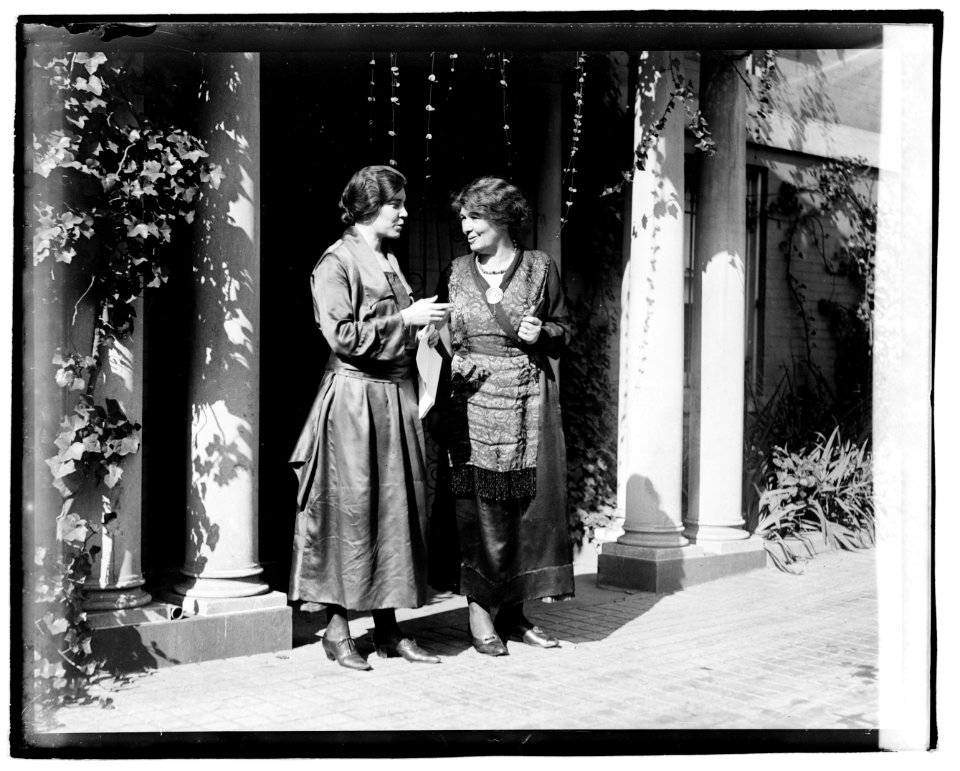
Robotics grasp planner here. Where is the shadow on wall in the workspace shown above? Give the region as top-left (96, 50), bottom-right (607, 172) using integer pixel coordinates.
top-left (181, 53), bottom-right (259, 582)
top-left (93, 627), bottom-right (182, 677)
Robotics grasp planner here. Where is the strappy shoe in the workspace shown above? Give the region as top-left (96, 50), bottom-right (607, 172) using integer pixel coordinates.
top-left (321, 635), bottom-right (372, 670)
top-left (470, 632), bottom-right (508, 657)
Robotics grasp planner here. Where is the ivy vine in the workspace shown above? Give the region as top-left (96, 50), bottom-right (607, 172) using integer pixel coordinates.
top-left (766, 156), bottom-right (876, 376)
top-left (28, 51), bottom-right (217, 717)
top-left (560, 53), bottom-right (632, 544)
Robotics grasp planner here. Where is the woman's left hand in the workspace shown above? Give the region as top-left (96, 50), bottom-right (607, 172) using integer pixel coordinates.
top-left (416, 325), bottom-right (440, 347)
top-left (518, 315), bottom-right (542, 344)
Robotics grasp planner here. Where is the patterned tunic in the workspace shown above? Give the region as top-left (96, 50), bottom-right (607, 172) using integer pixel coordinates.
top-left (430, 248), bottom-right (575, 605)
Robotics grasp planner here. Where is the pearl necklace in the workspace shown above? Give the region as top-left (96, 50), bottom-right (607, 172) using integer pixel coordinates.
top-left (475, 245), bottom-right (518, 276)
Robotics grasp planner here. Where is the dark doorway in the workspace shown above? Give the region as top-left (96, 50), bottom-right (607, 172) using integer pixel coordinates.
top-left (258, 50), bottom-right (561, 586)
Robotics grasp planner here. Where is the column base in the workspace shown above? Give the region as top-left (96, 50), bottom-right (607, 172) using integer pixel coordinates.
top-left (160, 588), bottom-right (287, 617)
top-left (83, 586), bottom-right (152, 612)
top-left (683, 522), bottom-right (752, 545)
top-left (173, 573), bottom-right (271, 602)
top-left (618, 528), bottom-right (690, 549)
top-left (598, 540), bottom-right (767, 593)
top-left (90, 595), bottom-right (292, 673)
top-left (691, 534), bottom-right (767, 555)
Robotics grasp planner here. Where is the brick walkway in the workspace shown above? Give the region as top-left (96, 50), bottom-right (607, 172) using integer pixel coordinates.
top-left (31, 547), bottom-right (877, 743)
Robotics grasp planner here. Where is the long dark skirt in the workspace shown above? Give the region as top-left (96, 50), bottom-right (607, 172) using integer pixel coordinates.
top-left (289, 367), bottom-right (428, 611)
top-left (429, 374), bottom-right (574, 606)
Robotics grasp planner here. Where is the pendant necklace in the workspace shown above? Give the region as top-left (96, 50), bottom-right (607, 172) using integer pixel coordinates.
top-left (477, 246), bottom-right (518, 305)
top-left (485, 286), bottom-right (504, 304)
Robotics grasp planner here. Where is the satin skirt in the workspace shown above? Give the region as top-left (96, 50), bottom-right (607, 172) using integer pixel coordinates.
top-left (430, 372), bottom-right (575, 606)
top-left (289, 363), bottom-right (428, 610)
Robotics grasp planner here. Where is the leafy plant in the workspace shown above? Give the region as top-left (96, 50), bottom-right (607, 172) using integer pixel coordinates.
top-left (766, 156), bottom-right (876, 404)
top-left (601, 52), bottom-right (717, 199)
top-left (563, 297), bottom-right (619, 544)
top-left (746, 156), bottom-right (877, 545)
top-left (27, 50), bottom-right (215, 716)
top-left (755, 427), bottom-right (874, 573)
top-left (560, 53), bottom-right (630, 544)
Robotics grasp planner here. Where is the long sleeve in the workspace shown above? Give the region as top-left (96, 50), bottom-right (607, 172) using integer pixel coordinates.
top-left (533, 257), bottom-right (572, 359)
top-left (311, 252), bottom-right (407, 361)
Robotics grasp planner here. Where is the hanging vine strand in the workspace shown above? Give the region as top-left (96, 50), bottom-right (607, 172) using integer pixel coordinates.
top-left (498, 52), bottom-right (513, 171)
top-left (424, 51), bottom-right (437, 181)
top-left (447, 52), bottom-right (458, 99)
top-left (558, 51), bottom-right (587, 234)
top-left (600, 52), bottom-right (717, 198)
top-left (388, 53), bottom-right (400, 166)
top-left (367, 52), bottom-right (376, 145)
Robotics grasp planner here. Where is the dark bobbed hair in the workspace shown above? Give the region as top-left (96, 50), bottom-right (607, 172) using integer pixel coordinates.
top-left (451, 176), bottom-right (531, 242)
top-left (339, 165), bottom-right (408, 226)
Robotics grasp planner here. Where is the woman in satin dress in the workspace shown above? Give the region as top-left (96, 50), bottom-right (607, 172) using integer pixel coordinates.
top-left (431, 176), bottom-right (575, 657)
top-left (289, 165), bottom-right (451, 670)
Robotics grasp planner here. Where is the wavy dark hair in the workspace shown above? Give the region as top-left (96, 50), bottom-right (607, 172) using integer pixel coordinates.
top-left (339, 165), bottom-right (407, 226)
top-left (451, 176), bottom-right (531, 243)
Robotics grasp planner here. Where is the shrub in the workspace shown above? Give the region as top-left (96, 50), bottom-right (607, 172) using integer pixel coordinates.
top-left (755, 426), bottom-right (873, 573)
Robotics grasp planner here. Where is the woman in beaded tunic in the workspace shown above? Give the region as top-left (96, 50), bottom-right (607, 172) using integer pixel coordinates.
top-left (431, 176), bottom-right (575, 656)
top-left (289, 166), bottom-right (451, 670)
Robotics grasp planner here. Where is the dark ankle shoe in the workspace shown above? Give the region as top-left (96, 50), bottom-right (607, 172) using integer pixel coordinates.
top-left (495, 619), bottom-right (560, 649)
top-left (471, 632), bottom-right (508, 657)
top-left (322, 635), bottom-right (372, 670)
top-left (375, 637), bottom-right (441, 664)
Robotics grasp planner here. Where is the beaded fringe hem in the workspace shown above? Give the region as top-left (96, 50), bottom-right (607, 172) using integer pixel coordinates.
top-left (450, 465), bottom-right (537, 501)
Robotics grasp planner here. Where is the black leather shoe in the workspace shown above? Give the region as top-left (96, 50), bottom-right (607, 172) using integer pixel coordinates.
top-left (471, 633), bottom-right (508, 657)
top-left (322, 635), bottom-right (372, 670)
top-left (375, 637), bottom-right (441, 664)
top-left (495, 620), bottom-right (560, 649)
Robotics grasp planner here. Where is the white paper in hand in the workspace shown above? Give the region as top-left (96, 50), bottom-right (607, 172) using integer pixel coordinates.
top-left (416, 325), bottom-right (443, 419)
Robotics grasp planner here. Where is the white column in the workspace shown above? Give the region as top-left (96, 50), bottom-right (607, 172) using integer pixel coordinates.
top-left (83, 298), bottom-right (151, 610)
top-left (616, 51), bottom-right (688, 549)
top-left (174, 52), bottom-right (270, 605)
top-left (684, 50), bottom-right (751, 546)
top-left (874, 26), bottom-right (933, 751)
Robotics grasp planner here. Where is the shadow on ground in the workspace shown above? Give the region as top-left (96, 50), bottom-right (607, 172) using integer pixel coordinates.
top-left (291, 574), bottom-right (665, 655)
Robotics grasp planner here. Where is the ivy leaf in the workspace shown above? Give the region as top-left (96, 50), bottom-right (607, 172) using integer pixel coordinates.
top-left (64, 442), bottom-right (86, 461)
top-left (126, 222), bottom-right (150, 239)
top-left (103, 511), bottom-right (120, 535)
top-left (42, 612), bottom-right (70, 636)
top-left (103, 464), bottom-right (123, 489)
top-left (75, 52), bottom-right (108, 75)
top-left (46, 456), bottom-right (70, 479)
top-left (201, 164), bottom-right (225, 189)
top-left (57, 512), bottom-right (89, 544)
top-left (119, 434), bottom-right (140, 456)
top-left (54, 366), bottom-right (73, 387)
top-left (86, 74), bottom-right (104, 96)
top-left (140, 160), bottom-right (164, 183)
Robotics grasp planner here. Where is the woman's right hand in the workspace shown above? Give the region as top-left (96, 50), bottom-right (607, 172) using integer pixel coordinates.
top-left (401, 295), bottom-right (452, 327)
